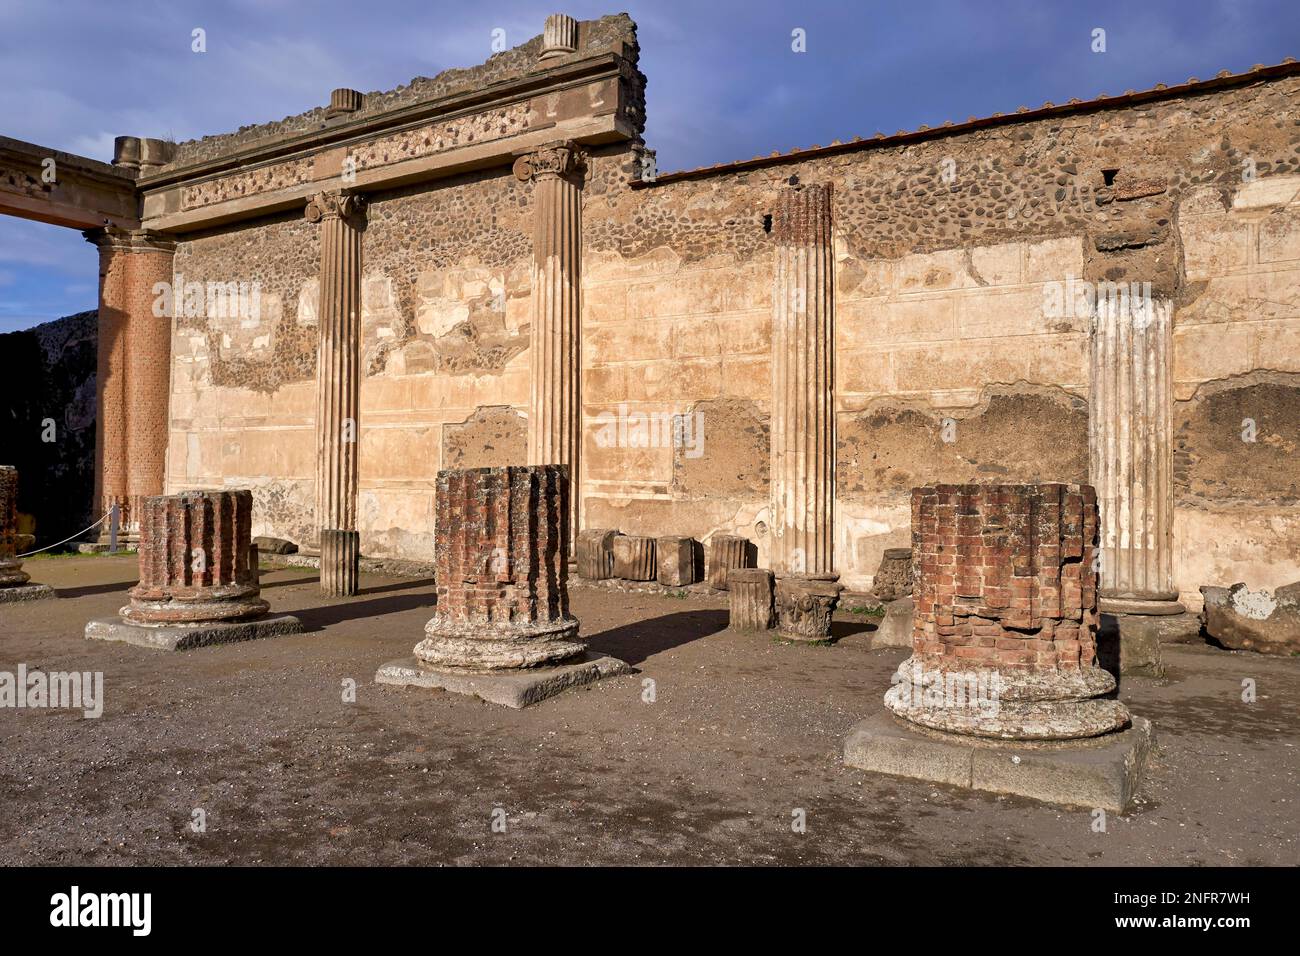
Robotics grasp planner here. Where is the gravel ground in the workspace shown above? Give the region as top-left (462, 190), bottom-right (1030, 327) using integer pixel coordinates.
top-left (1, 555), bottom-right (1296, 866)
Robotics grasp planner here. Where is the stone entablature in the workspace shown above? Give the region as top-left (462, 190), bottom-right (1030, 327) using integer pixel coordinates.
top-left (138, 16), bottom-right (643, 234)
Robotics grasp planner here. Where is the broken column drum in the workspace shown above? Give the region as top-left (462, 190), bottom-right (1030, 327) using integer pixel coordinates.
top-left (0, 466), bottom-right (32, 588)
top-left (729, 568), bottom-right (775, 632)
top-left (612, 534), bottom-right (655, 581)
top-left (707, 533), bottom-right (750, 589)
top-left (887, 483), bottom-right (1129, 740)
top-left (123, 490), bottom-right (268, 625)
top-left (414, 465), bottom-right (584, 670)
top-left (576, 528), bottom-right (617, 579)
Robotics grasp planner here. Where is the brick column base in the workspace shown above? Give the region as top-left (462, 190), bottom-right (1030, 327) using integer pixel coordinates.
top-left (885, 483), bottom-right (1129, 740)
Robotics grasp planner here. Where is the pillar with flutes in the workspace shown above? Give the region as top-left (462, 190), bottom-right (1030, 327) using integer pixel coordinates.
top-left (306, 190), bottom-right (366, 596)
top-left (770, 182), bottom-right (835, 576)
top-left (514, 141), bottom-right (585, 545)
top-left (1088, 295), bottom-right (1183, 615)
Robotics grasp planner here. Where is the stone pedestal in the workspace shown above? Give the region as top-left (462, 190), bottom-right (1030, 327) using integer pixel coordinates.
top-left (775, 573), bottom-right (844, 642)
top-left (770, 183), bottom-right (834, 576)
top-left (612, 534), bottom-right (655, 581)
top-left (1089, 297), bottom-right (1183, 615)
top-left (307, 190), bottom-right (366, 597)
top-left (0, 467), bottom-right (55, 602)
top-left (86, 489), bottom-right (301, 648)
top-left (576, 528), bottom-right (616, 579)
top-left (517, 143), bottom-right (585, 547)
top-left (383, 466), bottom-right (628, 706)
top-left (728, 568), bottom-right (775, 632)
top-left (656, 536), bottom-right (697, 586)
top-left (846, 483), bottom-right (1153, 810)
top-left (872, 547), bottom-right (913, 602)
top-left (707, 533), bottom-right (750, 590)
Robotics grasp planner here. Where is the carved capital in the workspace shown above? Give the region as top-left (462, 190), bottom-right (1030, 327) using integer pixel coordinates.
top-left (82, 225), bottom-right (176, 254)
top-left (512, 142), bottom-right (586, 184)
top-left (305, 191), bottom-right (367, 226)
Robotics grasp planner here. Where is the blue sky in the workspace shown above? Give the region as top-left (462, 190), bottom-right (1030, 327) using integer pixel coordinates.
top-left (1, 0), bottom-right (1297, 332)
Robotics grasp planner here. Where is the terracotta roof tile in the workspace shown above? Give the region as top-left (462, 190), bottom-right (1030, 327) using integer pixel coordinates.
top-left (644, 59), bottom-right (1299, 186)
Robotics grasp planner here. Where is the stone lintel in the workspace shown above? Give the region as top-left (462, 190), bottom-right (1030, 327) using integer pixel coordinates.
top-left (375, 651), bottom-right (631, 709)
top-left (0, 135), bottom-right (139, 230)
top-left (844, 710), bottom-right (1154, 813)
top-left (85, 614), bottom-right (304, 651)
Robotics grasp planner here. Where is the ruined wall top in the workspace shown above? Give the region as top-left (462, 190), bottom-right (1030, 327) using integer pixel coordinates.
top-left (167, 13), bottom-right (641, 169)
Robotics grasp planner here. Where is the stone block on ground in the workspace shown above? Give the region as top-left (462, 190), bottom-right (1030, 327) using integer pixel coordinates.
top-left (774, 573), bottom-right (843, 642)
top-left (872, 596), bottom-right (913, 649)
top-left (655, 535), bottom-right (697, 586)
top-left (707, 534), bottom-right (750, 590)
top-left (1097, 614), bottom-right (1167, 678)
top-left (375, 651), bottom-right (631, 709)
top-left (872, 547), bottom-right (913, 602)
top-left (843, 710), bottom-right (1154, 813)
top-left (0, 583), bottom-right (57, 603)
top-left (253, 536), bottom-right (298, 555)
top-left (85, 613), bottom-right (303, 651)
top-left (1201, 583), bottom-right (1300, 656)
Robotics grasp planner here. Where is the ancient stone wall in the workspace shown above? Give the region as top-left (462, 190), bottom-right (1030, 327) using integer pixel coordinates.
top-left (156, 18), bottom-right (1298, 603)
top-left (580, 72), bottom-right (1300, 601)
top-left (167, 167), bottom-right (534, 559)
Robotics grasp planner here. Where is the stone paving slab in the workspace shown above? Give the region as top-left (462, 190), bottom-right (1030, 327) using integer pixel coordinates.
top-left (85, 614), bottom-right (303, 651)
top-left (375, 650), bottom-right (632, 709)
top-left (844, 709), bottom-right (1154, 812)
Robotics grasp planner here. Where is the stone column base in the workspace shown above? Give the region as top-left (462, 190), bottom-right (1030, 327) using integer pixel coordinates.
top-left (414, 617), bottom-right (584, 671)
top-left (1099, 592), bottom-right (1185, 616)
top-left (844, 710), bottom-right (1154, 813)
top-left (884, 656), bottom-right (1131, 740)
top-left (376, 650), bottom-right (630, 709)
top-left (320, 529), bottom-right (359, 597)
top-left (0, 583), bottom-right (57, 603)
top-left (85, 613), bottom-right (303, 651)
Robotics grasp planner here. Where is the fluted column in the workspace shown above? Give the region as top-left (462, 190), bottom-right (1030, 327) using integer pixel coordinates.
top-left (306, 191), bottom-right (366, 596)
top-left (1089, 296), bottom-right (1183, 615)
top-left (770, 183), bottom-right (835, 575)
top-left (84, 227), bottom-right (177, 542)
top-left (515, 142), bottom-right (585, 544)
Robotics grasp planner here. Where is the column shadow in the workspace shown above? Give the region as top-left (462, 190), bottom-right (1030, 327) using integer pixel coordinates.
top-left (584, 608), bottom-right (729, 665)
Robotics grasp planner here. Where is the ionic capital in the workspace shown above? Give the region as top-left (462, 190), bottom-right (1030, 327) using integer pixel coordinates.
top-left (512, 141), bottom-right (586, 184)
top-left (305, 190), bottom-right (367, 226)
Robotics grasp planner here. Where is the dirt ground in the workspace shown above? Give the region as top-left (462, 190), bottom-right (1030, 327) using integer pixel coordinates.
top-left (1, 555), bottom-right (1296, 866)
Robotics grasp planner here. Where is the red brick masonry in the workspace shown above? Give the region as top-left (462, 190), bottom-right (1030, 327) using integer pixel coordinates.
top-left (911, 482), bottom-right (1100, 673)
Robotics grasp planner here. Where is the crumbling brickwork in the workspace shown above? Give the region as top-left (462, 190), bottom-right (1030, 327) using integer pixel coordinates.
top-left (910, 483), bottom-right (1099, 672)
top-left (889, 482), bottom-right (1127, 740)
top-left (414, 465), bottom-right (583, 670)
